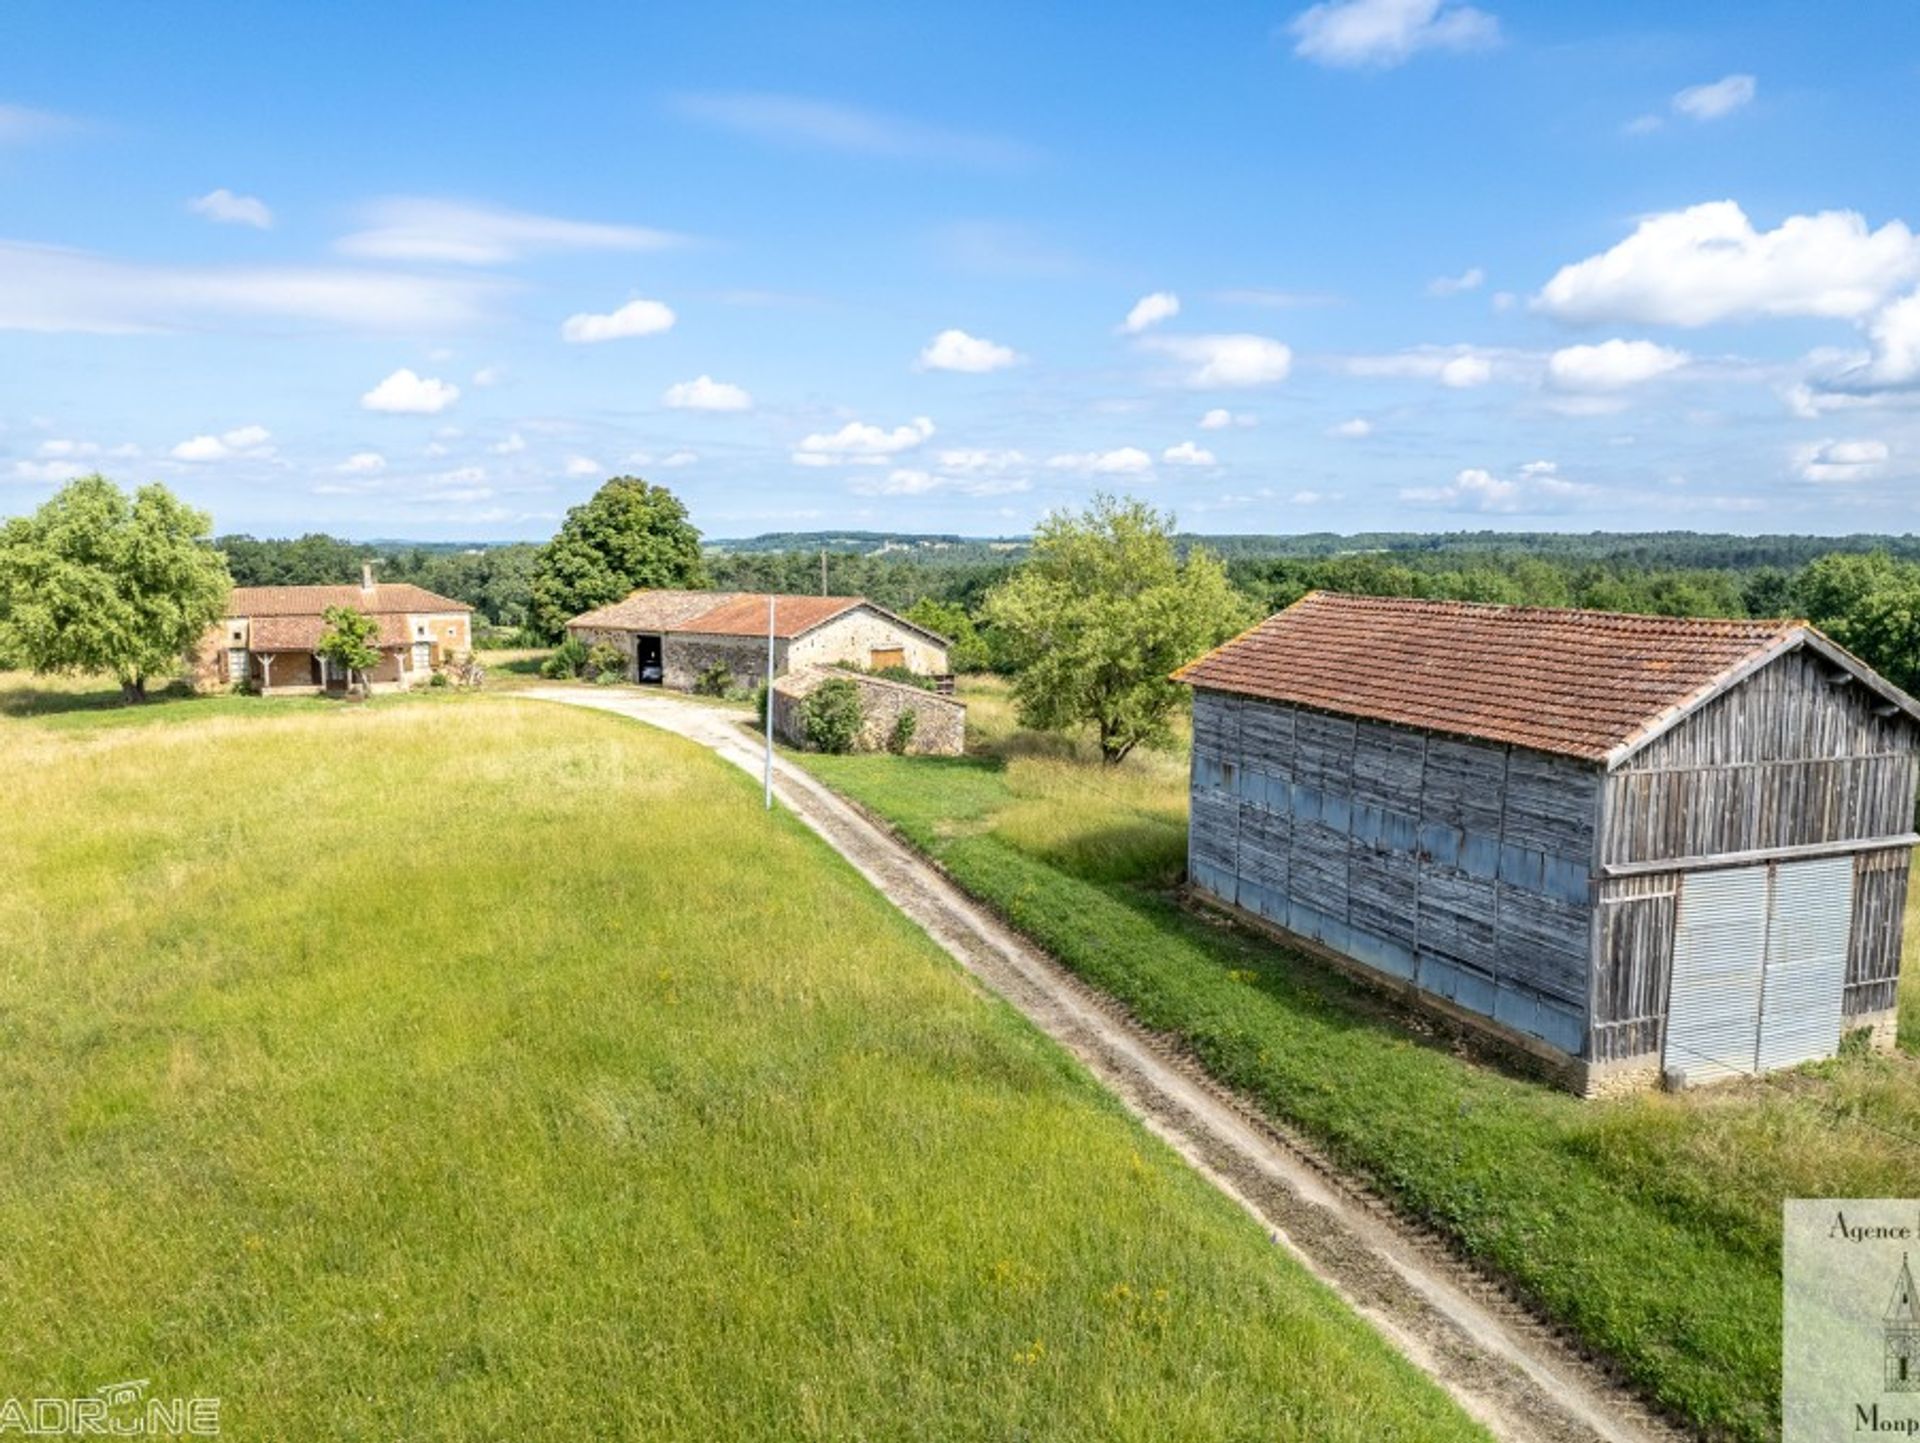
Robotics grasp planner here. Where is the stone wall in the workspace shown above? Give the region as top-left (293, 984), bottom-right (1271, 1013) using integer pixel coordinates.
top-left (666, 634), bottom-right (787, 693)
top-left (787, 607), bottom-right (949, 675)
top-left (771, 665), bottom-right (965, 756)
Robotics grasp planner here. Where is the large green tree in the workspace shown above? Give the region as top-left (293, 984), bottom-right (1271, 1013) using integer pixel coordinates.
top-left (0, 474), bottom-right (231, 702)
top-left (1792, 551), bottom-right (1920, 694)
top-left (527, 477), bottom-right (707, 639)
top-left (983, 494), bottom-right (1250, 764)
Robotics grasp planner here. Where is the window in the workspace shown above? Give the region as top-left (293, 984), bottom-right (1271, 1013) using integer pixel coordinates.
top-left (870, 647), bottom-right (906, 670)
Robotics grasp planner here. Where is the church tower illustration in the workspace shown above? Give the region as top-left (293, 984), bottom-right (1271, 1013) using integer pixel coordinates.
top-left (1890, 1252), bottom-right (1919, 1393)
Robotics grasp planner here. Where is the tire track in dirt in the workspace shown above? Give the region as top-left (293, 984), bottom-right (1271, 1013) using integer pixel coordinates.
top-left (527, 689), bottom-right (1691, 1443)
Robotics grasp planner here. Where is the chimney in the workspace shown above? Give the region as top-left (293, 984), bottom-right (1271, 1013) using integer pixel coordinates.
top-left (361, 561), bottom-right (376, 593)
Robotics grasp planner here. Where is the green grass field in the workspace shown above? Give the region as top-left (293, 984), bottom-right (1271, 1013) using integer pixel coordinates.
top-left (0, 679), bottom-right (1485, 1442)
top-left (801, 676), bottom-right (1920, 1443)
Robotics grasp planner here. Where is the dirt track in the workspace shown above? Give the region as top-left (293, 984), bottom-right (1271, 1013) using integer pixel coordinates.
top-left (527, 687), bottom-right (1690, 1443)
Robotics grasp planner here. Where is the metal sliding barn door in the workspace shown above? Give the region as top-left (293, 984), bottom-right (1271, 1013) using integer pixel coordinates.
top-left (1755, 857), bottom-right (1853, 1071)
top-left (1665, 867), bottom-right (1770, 1084)
top-left (1665, 858), bottom-right (1856, 1082)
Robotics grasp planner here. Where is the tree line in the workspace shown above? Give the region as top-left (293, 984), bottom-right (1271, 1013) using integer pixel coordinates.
top-left (11, 470), bottom-right (1920, 720)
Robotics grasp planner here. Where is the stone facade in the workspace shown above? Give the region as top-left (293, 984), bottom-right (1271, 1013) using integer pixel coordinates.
top-left (787, 609), bottom-right (948, 675)
top-left (771, 666), bottom-right (965, 756)
top-left (665, 634), bottom-right (787, 694)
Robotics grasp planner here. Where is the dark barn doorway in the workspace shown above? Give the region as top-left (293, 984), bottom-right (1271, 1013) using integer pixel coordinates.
top-left (635, 634), bottom-right (664, 684)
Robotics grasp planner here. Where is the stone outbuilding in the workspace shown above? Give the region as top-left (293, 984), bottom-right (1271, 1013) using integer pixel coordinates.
top-left (1177, 591), bottom-right (1920, 1096)
top-left (770, 665), bottom-right (966, 756)
top-left (567, 589), bottom-right (949, 693)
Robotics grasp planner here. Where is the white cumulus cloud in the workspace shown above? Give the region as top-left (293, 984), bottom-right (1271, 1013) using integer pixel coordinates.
top-left (1147, 333), bottom-right (1293, 387)
top-left (1329, 417), bottom-right (1374, 438)
top-left (1673, 74), bottom-right (1756, 122)
top-left (663, 375), bottom-right (753, 412)
top-left (1427, 266), bottom-right (1485, 297)
top-left (1535, 202), bottom-right (1920, 326)
top-left (171, 424), bottom-right (274, 462)
top-left (1797, 438), bottom-right (1890, 483)
top-left (361, 368), bottom-right (461, 415)
top-left (189, 188), bottom-right (273, 229)
top-left (337, 451), bottom-right (386, 475)
top-left (1344, 345), bottom-right (1499, 387)
top-left (1199, 408), bottom-right (1258, 430)
top-left (1121, 292), bottom-right (1181, 333)
top-left (565, 455), bottom-right (603, 478)
top-left (1162, 441), bottom-right (1217, 466)
top-left (1289, 0), bottom-right (1500, 69)
top-left (490, 432), bottom-right (527, 455)
top-left (1547, 339), bottom-right (1689, 391)
top-left (561, 298), bottom-right (676, 343)
top-left (917, 328), bottom-right (1021, 372)
top-left (793, 416), bottom-right (935, 467)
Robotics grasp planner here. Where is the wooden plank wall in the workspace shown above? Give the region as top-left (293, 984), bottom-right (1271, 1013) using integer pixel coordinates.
top-left (1847, 847), bottom-right (1909, 1019)
top-left (1605, 648), bottom-right (1918, 866)
top-left (1189, 688), bottom-right (1597, 1056)
top-left (1593, 874), bottom-right (1678, 1063)
top-left (1589, 644), bottom-right (1920, 1054)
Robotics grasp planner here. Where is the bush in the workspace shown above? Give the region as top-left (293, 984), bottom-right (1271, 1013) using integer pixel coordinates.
top-left (593, 669), bottom-right (622, 687)
top-left (888, 709), bottom-right (918, 754)
top-left (873, 664), bottom-right (935, 691)
top-left (428, 671), bottom-right (450, 689)
top-left (752, 683), bottom-right (770, 727)
top-left (539, 636), bottom-right (589, 680)
top-left (694, 662), bottom-right (733, 697)
top-left (802, 678), bottom-right (864, 754)
top-left (584, 642), bottom-right (628, 681)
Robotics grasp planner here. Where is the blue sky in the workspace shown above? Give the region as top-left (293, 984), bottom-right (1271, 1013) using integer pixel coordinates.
top-left (3, 0), bottom-right (1919, 540)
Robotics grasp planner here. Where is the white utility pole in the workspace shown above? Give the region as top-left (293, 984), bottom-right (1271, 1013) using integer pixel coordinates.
top-left (764, 593), bottom-right (776, 809)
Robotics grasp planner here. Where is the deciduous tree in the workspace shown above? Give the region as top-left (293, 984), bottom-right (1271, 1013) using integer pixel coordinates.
top-left (983, 494), bottom-right (1250, 764)
top-left (0, 474), bottom-right (231, 702)
top-left (315, 605), bottom-right (382, 696)
top-left (528, 478), bottom-right (707, 639)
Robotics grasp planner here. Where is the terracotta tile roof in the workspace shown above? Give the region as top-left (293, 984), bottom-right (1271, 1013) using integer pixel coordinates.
top-left (569, 589), bottom-right (748, 631)
top-left (677, 593), bottom-right (865, 638)
top-left (1175, 591), bottom-right (1803, 762)
top-left (249, 613), bottom-right (411, 651)
top-left (227, 583), bottom-right (470, 617)
top-left (569, 588), bottom-right (951, 646)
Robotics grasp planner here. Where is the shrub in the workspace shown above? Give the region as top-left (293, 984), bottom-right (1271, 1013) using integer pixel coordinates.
top-left (694, 662), bottom-right (734, 697)
top-left (584, 642), bottom-right (628, 681)
top-left (888, 709), bottom-right (918, 754)
top-left (593, 669), bottom-right (622, 687)
top-left (539, 637), bottom-right (589, 679)
top-left (428, 671), bottom-right (450, 689)
top-left (802, 678), bottom-right (864, 754)
top-left (873, 664), bottom-right (935, 691)
top-left (752, 683), bottom-right (770, 727)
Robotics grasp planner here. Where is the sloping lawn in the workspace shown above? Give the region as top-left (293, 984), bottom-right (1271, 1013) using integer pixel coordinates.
top-left (0, 697), bottom-right (1483, 1442)
top-left (800, 680), bottom-right (1920, 1443)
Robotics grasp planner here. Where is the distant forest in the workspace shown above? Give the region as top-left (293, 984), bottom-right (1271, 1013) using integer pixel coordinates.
top-left (215, 527), bottom-right (1920, 693)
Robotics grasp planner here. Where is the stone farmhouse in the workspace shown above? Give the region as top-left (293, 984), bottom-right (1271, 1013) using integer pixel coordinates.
top-left (566, 590), bottom-right (949, 692)
top-left (1178, 591), bottom-right (1920, 1096)
top-left (193, 565), bottom-right (472, 694)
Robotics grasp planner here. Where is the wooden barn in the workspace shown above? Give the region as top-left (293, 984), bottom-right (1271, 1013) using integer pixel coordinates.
top-left (1176, 592), bottom-right (1920, 1095)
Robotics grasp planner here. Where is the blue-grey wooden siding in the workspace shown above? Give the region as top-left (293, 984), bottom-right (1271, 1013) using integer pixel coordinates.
top-left (1189, 689), bottom-right (1597, 1056)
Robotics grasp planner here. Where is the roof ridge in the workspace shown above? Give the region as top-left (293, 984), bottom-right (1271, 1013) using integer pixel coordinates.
top-left (1299, 589), bottom-right (1797, 631)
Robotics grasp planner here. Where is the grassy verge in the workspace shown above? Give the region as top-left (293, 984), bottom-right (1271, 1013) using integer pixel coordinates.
top-left (0, 697), bottom-right (1483, 1442)
top-left (798, 678), bottom-right (1920, 1443)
